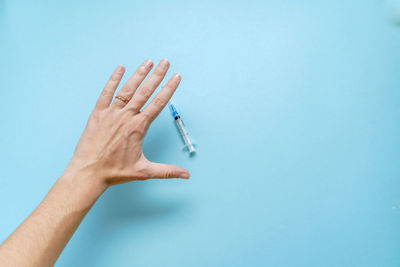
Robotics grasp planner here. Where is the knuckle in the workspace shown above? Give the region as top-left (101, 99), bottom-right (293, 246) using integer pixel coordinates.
top-left (127, 117), bottom-right (148, 136)
top-left (139, 112), bottom-right (151, 122)
top-left (164, 169), bottom-right (174, 178)
top-left (131, 163), bottom-right (149, 179)
top-left (119, 110), bottom-right (132, 120)
top-left (101, 89), bottom-right (114, 97)
top-left (126, 106), bottom-right (140, 113)
top-left (110, 73), bottom-right (121, 82)
top-left (153, 67), bottom-right (165, 77)
top-left (117, 86), bottom-right (129, 95)
top-left (136, 66), bottom-right (148, 76)
top-left (88, 109), bottom-right (107, 126)
top-left (89, 111), bottom-right (100, 123)
top-left (127, 125), bottom-right (144, 137)
top-left (152, 96), bottom-right (167, 107)
top-left (138, 87), bottom-right (153, 98)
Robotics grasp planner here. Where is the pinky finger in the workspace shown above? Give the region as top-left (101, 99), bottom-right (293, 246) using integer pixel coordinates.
top-left (95, 65), bottom-right (125, 109)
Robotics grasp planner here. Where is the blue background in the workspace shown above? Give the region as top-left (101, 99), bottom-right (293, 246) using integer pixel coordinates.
top-left (1, 0), bottom-right (400, 266)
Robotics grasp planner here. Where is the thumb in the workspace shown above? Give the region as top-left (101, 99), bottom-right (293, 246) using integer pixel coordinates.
top-left (145, 162), bottom-right (190, 179)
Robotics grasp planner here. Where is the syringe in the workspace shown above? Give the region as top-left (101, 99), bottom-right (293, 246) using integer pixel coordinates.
top-left (169, 103), bottom-right (196, 155)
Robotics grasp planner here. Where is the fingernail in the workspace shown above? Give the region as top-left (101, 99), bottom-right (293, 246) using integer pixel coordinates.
top-left (116, 65), bottom-right (124, 73)
top-left (180, 172), bottom-right (190, 179)
top-left (142, 59), bottom-right (153, 68)
top-left (160, 59), bottom-right (169, 69)
top-left (173, 73), bottom-right (181, 80)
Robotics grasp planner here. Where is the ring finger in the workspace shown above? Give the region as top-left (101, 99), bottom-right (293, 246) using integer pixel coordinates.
top-left (112, 59), bottom-right (154, 108)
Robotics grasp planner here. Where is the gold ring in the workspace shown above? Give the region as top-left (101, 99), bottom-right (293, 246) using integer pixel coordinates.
top-left (115, 95), bottom-right (129, 104)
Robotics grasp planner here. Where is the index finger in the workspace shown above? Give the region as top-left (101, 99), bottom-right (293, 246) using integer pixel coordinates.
top-left (140, 73), bottom-right (181, 122)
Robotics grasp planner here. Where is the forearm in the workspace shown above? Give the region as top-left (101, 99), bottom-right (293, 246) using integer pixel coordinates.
top-left (0, 169), bottom-right (106, 267)
top-left (0, 60), bottom-right (188, 266)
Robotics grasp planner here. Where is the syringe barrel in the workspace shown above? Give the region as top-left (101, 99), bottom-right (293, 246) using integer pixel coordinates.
top-left (175, 117), bottom-right (195, 153)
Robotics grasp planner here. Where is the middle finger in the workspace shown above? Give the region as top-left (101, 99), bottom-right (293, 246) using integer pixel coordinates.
top-left (125, 59), bottom-right (170, 113)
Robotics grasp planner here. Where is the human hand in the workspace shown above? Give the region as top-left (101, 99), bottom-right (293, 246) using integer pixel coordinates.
top-left (65, 59), bottom-right (190, 187)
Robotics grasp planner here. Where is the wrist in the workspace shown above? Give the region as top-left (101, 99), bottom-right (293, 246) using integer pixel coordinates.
top-left (60, 163), bottom-right (108, 201)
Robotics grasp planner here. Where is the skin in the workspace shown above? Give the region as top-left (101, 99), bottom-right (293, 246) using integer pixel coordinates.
top-left (0, 59), bottom-right (190, 267)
